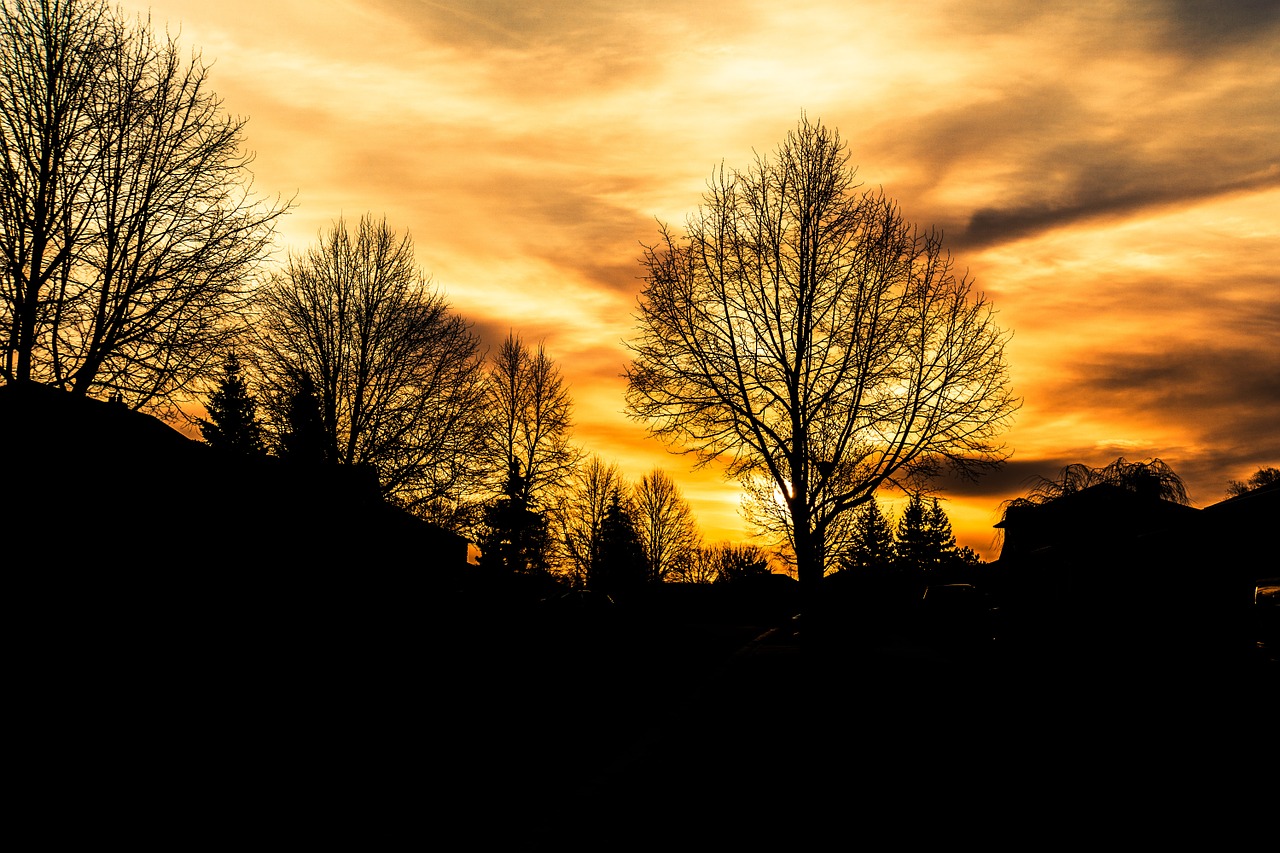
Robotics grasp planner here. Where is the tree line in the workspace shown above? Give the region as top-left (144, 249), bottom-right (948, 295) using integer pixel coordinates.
top-left (5, 1), bottom-right (1035, 597)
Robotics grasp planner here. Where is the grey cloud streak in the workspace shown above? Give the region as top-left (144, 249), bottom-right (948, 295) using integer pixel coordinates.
top-left (960, 167), bottom-right (1280, 250)
top-left (850, 4), bottom-right (1280, 251)
top-left (1021, 345), bottom-right (1280, 501)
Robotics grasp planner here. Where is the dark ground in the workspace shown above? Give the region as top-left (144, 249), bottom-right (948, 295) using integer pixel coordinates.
top-left (26, 581), bottom-right (1270, 848)
top-left (5, 385), bottom-right (1273, 845)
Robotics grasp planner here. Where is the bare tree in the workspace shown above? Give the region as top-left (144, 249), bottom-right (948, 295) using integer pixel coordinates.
top-left (669, 546), bottom-right (719, 584)
top-left (484, 332), bottom-right (581, 504)
top-left (0, 0), bottom-right (287, 414)
top-left (705, 542), bottom-right (773, 584)
top-left (556, 454), bottom-right (628, 587)
top-left (632, 467), bottom-right (701, 584)
top-left (625, 116), bottom-right (1018, 598)
top-left (252, 214), bottom-right (488, 525)
top-left (1227, 466), bottom-right (1280, 497)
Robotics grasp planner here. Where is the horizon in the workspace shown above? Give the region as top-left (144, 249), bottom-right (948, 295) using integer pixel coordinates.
top-left (110, 0), bottom-right (1280, 560)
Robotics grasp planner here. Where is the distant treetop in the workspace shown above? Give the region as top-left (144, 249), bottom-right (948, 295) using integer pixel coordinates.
top-left (1226, 466), bottom-right (1280, 497)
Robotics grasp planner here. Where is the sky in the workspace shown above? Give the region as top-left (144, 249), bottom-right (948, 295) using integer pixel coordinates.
top-left (119, 0), bottom-right (1280, 561)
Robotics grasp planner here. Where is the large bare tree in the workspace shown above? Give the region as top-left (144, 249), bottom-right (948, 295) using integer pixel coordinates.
top-left (0, 0), bottom-right (286, 415)
top-left (252, 214), bottom-right (488, 525)
top-left (624, 116), bottom-right (1019, 597)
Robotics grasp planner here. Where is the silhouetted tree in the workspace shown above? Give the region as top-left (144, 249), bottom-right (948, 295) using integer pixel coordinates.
top-left (708, 542), bottom-right (773, 585)
top-left (1227, 466), bottom-right (1279, 497)
top-left (252, 214), bottom-right (488, 525)
top-left (484, 332), bottom-right (581, 505)
top-left (895, 494), bottom-right (955, 575)
top-left (198, 352), bottom-right (264, 455)
top-left (1012, 457), bottom-right (1190, 508)
top-left (632, 468), bottom-right (702, 584)
top-left (669, 547), bottom-right (719, 584)
top-left (594, 489), bottom-right (647, 598)
top-left (926, 497), bottom-right (957, 559)
top-left (841, 495), bottom-right (896, 573)
top-left (478, 460), bottom-right (550, 576)
top-left (0, 0), bottom-right (287, 414)
top-left (558, 454), bottom-right (627, 587)
top-left (624, 115), bottom-right (1018, 599)
top-left (277, 369), bottom-right (326, 465)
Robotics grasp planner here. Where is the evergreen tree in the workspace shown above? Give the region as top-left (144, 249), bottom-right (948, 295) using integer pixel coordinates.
top-left (593, 489), bottom-right (647, 598)
top-left (479, 461), bottom-right (549, 575)
top-left (894, 493), bottom-right (929, 574)
top-left (199, 353), bottom-right (264, 455)
top-left (842, 495), bottom-right (896, 573)
top-left (925, 497), bottom-right (957, 566)
top-left (278, 369), bottom-right (327, 464)
top-left (895, 494), bottom-right (957, 575)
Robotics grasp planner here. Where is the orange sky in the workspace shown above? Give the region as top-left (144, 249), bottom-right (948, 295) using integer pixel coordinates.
top-left (121, 0), bottom-right (1280, 561)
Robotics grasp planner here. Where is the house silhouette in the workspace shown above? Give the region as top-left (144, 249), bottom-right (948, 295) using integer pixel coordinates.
top-left (988, 477), bottom-right (1277, 662)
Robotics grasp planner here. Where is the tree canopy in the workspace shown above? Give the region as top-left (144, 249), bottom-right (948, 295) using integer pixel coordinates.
top-left (251, 214), bottom-right (488, 523)
top-left (0, 0), bottom-right (287, 414)
top-left (625, 115), bottom-right (1018, 594)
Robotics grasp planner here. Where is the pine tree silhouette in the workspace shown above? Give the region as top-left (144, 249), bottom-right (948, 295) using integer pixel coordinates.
top-left (479, 460), bottom-right (549, 575)
top-left (199, 353), bottom-right (264, 455)
top-left (279, 370), bottom-right (327, 464)
top-left (844, 495), bottom-right (896, 573)
top-left (895, 493), bottom-right (957, 574)
top-left (594, 490), bottom-right (647, 597)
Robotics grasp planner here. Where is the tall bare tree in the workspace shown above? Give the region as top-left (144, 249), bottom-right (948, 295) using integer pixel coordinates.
top-left (624, 116), bottom-right (1019, 598)
top-left (632, 467), bottom-right (701, 584)
top-left (484, 332), bottom-right (581, 504)
top-left (0, 0), bottom-right (287, 414)
top-left (252, 214), bottom-right (488, 524)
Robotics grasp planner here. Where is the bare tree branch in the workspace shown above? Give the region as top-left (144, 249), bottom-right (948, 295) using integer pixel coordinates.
top-left (0, 0), bottom-right (288, 414)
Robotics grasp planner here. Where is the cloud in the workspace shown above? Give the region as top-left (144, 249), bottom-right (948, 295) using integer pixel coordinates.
top-left (1018, 345), bottom-right (1280, 503)
top-left (1155, 0), bottom-right (1280, 55)
top-left (365, 0), bottom-right (758, 101)
top-left (890, 74), bottom-right (1280, 250)
top-left (1065, 346), bottom-right (1280, 429)
top-left (840, 3), bottom-right (1280, 250)
top-left (961, 167), bottom-right (1280, 250)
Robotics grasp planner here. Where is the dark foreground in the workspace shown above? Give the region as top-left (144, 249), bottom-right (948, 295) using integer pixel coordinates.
top-left (22, 578), bottom-right (1275, 848)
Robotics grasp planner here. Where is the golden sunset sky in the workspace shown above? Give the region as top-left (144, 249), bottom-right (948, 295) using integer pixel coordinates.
top-left (122, 0), bottom-right (1280, 560)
